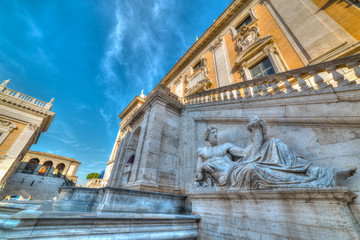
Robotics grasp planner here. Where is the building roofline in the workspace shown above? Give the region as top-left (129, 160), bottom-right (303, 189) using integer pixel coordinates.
top-left (118, 96), bottom-right (146, 119)
top-left (158, 0), bottom-right (249, 86)
top-left (27, 150), bottom-right (81, 164)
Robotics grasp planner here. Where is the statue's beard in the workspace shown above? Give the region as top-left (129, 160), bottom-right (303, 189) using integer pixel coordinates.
top-left (250, 129), bottom-right (263, 155)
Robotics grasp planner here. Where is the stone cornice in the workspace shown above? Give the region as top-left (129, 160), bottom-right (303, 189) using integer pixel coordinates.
top-left (118, 96), bottom-right (146, 120)
top-left (0, 95), bottom-right (54, 118)
top-left (0, 93), bottom-right (55, 133)
top-left (159, 0), bottom-right (250, 86)
top-left (122, 85), bottom-right (184, 130)
top-left (188, 187), bottom-right (357, 204)
top-left (27, 150), bottom-right (81, 164)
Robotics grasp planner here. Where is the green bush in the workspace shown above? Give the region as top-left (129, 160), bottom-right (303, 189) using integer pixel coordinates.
top-left (86, 173), bottom-right (100, 179)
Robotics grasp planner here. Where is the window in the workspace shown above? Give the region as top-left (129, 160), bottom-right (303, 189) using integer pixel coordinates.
top-left (193, 61), bottom-right (201, 71)
top-left (347, 0), bottom-right (360, 8)
top-left (22, 158), bottom-right (39, 174)
top-left (249, 57), bottom-right (275, 79)
top-left (236, 16), bottom-right (252, 33)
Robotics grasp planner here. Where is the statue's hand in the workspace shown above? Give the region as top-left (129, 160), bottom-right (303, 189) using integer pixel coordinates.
top-left (229, 146), bottom-right (247, 157)
top-left (194, 173), bottom-right (204, 181)
top-left (204, 165), bottom-right (214, 173)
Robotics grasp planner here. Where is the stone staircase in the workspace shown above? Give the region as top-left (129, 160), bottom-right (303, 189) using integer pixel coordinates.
top-left (0, 173), bottom-right (66, 201)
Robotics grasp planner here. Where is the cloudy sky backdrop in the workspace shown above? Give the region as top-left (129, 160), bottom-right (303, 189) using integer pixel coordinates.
top-left (0, 0), bottom-right (230, 185)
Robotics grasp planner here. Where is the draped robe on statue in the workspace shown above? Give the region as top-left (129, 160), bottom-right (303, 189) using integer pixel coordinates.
top-left (228, 138), bottom-right (336, 189)
top-left (198, 138), bottom-right (337, 189)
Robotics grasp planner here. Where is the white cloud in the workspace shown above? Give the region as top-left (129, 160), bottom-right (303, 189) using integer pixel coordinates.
top-left (97, 0), bottom-right (184, 111)
top-left (23, 14), bottom-right (43, 39)
top-left (95, 0), bottom-right (189, 141)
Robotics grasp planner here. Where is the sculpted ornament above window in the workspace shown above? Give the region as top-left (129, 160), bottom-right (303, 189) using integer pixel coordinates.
top-left (0, 119), bottom-right (17, 145)
top-left (236, 26), bottom-right (260, 53)
top-left (0, 120), bottom-right (16, 130)
top-left (26, 123), bottom-right (40, 131)
top-left (210, 36), bottom-right (223, 51)
top-left (230, 8), bottom-right (258, 40)
top-left (184, 57), bottom-right (212, 95)
top-left (173, 76), bottom-right (182, 86)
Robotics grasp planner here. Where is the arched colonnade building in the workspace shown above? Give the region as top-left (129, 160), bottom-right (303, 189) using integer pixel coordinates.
top-left (16, 150), bottom-right (80, 183)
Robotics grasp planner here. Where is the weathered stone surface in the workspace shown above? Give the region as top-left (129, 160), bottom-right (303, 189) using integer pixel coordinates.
top-left (189, 188), bottom-right (359, 240)
top-left (0, 202), bottom-right (199, 240)
top-left (53, 186), bottom-right (190, 214)
top-left (0, 173), bottom-right (68, 201)
top-left (194, 117), bottom-right (356, 189)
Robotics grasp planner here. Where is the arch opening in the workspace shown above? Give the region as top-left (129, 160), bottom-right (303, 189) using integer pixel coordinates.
top-left (22, 158), bottom-right (40, 174)
top-left (122, 127), bottom-right (142, 185)
top-left (39, 161), bottom-right (53, 177)
top-left (53, 163), bottom-right (65, 178)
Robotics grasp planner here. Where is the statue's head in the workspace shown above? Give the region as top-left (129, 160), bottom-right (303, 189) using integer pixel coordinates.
top-left (204, 126), bottom-right (218, 146)
top-left (247, 116), bottom-right (267, 139)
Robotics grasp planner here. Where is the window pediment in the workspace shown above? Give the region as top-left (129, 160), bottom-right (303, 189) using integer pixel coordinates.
top-left (0, 120), bottom-right (16, 131)
top-left (235, 35), bottom-right (274, 67)
top-left (0, 119), bottom-right (17, 148)
top-left (185, 78), bottom-right (212, 95)
top-left (185, 57), bottom-right (212, 95)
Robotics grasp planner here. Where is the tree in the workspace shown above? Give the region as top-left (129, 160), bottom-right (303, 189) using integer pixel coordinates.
top-left (86, 172), bottom-right (100, 179)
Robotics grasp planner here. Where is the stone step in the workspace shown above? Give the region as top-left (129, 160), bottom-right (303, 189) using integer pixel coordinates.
top-left (0, 203), bottom-right (199, 240)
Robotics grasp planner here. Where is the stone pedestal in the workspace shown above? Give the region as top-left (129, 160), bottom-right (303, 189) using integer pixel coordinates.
top-left (0, 202), bottom-right (199, 240)
top-left (1, 187), bottom-right (199, 239)
top-left (189, 187), bottom-right (359, 240)
top-left (53, 186), bottom-right (189, 214)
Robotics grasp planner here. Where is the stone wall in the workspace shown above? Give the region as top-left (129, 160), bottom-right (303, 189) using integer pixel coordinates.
top-left (189, 188), bottom-right (359, 239)
top-left (179, 88), bottom-right (360, 228)
top-left (105, 55), bottom-right (360, 238)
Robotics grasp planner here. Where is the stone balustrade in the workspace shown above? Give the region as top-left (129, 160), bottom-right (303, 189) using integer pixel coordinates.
top-left (183, 54), bottom-right (360, 106)
top-left (0, 86), bottom-right (53, 110)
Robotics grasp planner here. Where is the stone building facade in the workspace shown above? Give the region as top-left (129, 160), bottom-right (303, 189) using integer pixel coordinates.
top-left (0, 80), bottom-right (55, 189)
top-left (0, 151), bottom-right (81, 200)
top-left (2, 1), bottom-right (360, 239)
top-left (105, 0), bottom-right (360, 193)
top-left (16, 150), bottom-right (81, 183)
top-left (99, 0), bottom-right (360, 238)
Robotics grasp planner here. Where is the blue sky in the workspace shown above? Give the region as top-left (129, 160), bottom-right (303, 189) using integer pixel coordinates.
top-left (0, 0), bottom-right (230, 185)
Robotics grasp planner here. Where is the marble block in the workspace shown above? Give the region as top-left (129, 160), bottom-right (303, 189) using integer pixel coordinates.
top-left (189, 187), bottom-right (359, 240)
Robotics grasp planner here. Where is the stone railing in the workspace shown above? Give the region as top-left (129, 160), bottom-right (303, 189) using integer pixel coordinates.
top-left (183, 54), bottom-right (360, 106)
top-left (0, 85), bottom-right (53, 110)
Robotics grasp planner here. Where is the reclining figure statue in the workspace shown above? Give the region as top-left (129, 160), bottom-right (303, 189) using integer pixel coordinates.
top-left (194, 116), bottom-right (357, 189)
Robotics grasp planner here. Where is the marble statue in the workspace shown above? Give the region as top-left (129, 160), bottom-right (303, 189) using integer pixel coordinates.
top-left (195, 116), bottom-right (357, 189)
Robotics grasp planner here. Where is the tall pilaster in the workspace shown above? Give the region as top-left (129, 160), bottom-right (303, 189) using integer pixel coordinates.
top-left (0, 124), bottom-right (38, 186)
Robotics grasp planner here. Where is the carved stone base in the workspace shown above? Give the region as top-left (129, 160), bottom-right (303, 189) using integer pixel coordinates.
top-left (53, 186), bottom-right (188, 214)
top-left (0, 187), bottom-right (199, 239)
top-left (124, 182), bottom-right (183, 194)
top-left (188, 187), bottom-right (359, 240)
top-left (0, 203), bottom-right (199, 240)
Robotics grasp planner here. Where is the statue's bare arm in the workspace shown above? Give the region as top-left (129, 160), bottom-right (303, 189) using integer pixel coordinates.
top-left (195, 153), bottom-right (206, 182)
top-left (226, 143), bottom-right (247, 158)
top-left (197, 156), bottom-right (204, 172)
